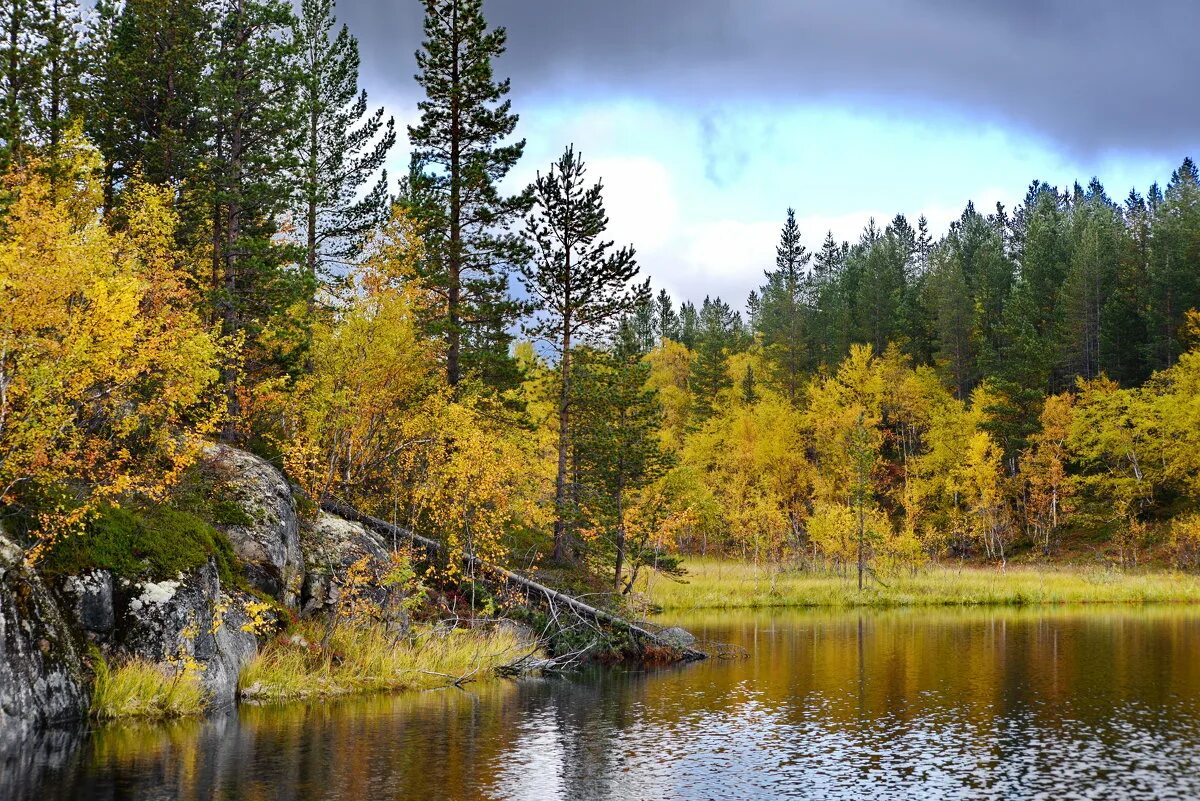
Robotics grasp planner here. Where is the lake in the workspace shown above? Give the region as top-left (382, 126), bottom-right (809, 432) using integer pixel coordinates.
top-left (5, 607), bottom-right (1200, 800)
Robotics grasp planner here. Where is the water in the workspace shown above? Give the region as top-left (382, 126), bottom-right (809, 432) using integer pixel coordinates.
top-left (5, 607), bottom-right (1200, 800)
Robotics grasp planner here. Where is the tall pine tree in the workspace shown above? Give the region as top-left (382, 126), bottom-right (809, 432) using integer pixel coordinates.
top-left (293, 0), bottom-right (394, 287)
top-left (520, 145), bottom-right (646, 562)
top-left (207, 0), bottom-right (306, 435)
top-left (406, 0), bottom-right (527, 389)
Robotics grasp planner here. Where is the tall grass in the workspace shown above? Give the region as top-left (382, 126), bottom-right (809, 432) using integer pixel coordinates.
top-left (239, 622), bottom-right (529, 702)
top-left (91, 657), bottom-right (207, 721)
top-left (639, 559), bottom-right (1200, 610)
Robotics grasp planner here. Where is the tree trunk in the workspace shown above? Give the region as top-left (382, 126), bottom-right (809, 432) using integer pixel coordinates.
top-left (323, 498), bottom-right (706, 662)
top-left (614, 478), bottom-right (625, 591)
top-left (446, 0), bottom-right (462, 388)
top-left (552, 325), bottom-right (571, 562)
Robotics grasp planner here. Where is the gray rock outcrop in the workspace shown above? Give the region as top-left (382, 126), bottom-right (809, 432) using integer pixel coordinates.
top-left (118, 559), bottom-right (259, 706)
top-left (201, 443), bottom-right (302, 607)
top-left (0, 536), bottom-right (89, 744)
top-left (300, 512), bottom-right (409, 631)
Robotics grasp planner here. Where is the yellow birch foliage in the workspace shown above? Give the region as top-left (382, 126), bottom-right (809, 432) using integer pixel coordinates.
top-left (0, 158), bottom-right (222, 557)
top-left (681, 393), bottom-right (810, 561)
top-left (1021, 393), bottom-right (1076, 553)
top-left (282, 207), bottom-right (545, 574)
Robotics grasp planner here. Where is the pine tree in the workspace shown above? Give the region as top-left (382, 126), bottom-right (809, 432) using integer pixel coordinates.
top-left (1062, 180), bottom-right (1122, 380)
top-left (520, 145), bottom-right (647, 562)
top-left (740, 363), bottom-right (758, 404)
top-left (0, 0), bottom-right (44, 170)
top-left (406, 0), bottom-right (527, 389)
top-left (572, 336), bottom-right (670, 591)
top-left (926, 245), bottom-right (976, 398)
top-left (206, 0), bottom-right (306, 435)
top-left (1103, 189), bottom-right (1153, 385)
top-left (850, 221), bottom-right (907, 354)
top-left (756, 208), bottom-right (811, 402)
top-left (30, 0), bottom-right (83, 179)
top-left (810, 230), bottom-right (848, 368)
top-left (690, 295), bottom-right (742, 421)
top-left (82, 0), bottom-right (214, 213)
top-left (678, 300), bottom-right (699, 348)
top-left (293, 0), bottom-right (394, 287)
top-left (1148, 158), bottom-right (1200, 369)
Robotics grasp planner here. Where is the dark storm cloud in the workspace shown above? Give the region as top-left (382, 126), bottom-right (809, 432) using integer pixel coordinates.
top-left (339, 0), bottom-right (1200, 156)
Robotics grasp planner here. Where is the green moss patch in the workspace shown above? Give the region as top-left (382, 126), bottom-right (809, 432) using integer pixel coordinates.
top-left (42, 504), bottom-right (241, 586)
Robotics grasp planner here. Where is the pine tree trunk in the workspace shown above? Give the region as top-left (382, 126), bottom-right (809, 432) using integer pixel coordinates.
top-left (614, 476), bottom-right (625, 592)
top-left (446, 0), bottom-right (462, 388)
top-left (552, 325), bottom-right (571, 562)
top-left (857, 497), bottom-right (864, 591)
top-left (220, 0), bottom-right (246, 442)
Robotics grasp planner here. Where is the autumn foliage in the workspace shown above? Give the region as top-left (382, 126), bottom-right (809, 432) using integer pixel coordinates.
top-left (0, 152), bottom-right (222, 558)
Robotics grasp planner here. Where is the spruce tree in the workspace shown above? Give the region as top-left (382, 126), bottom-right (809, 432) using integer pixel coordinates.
top-left (756, 208), bottom-right (811, 402)
top-left (656, 288), bottom-right (680, 342)
top-left (407, 0), bottom-right (527, 389)
top-left (293, 0), bottom-right (394, 286)
top-left (520, 145), bottom-right (647, 562)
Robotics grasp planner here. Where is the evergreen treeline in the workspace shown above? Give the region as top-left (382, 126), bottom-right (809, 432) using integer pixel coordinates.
top-left (4, 0), bottom-right (1200, 590)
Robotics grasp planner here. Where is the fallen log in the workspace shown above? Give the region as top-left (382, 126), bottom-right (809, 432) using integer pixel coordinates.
top-left (321, 498), bottom-right (706, 662)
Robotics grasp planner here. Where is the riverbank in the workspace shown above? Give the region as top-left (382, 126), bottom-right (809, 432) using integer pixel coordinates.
top-left (237, 622), bottom-right (530, 703)
top-left (87, 622), bottom-right (532, 720)
top-left (638, 559), bottom-right (1200, 610)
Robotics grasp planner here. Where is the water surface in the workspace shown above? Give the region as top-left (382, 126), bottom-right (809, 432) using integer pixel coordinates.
top-left (5, 606), bottom-right (1200, 800)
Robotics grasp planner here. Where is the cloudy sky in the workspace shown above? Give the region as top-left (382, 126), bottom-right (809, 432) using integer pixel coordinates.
top-left (336, 0), bottom-right (1198, 308)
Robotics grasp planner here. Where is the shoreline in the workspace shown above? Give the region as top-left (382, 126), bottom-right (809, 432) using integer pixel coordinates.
top-left (638, 560), bottom-right (1200, 611)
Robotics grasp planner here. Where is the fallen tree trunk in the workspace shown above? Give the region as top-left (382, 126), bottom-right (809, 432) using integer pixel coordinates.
top-left (321, 498), bottom-right (706, 662)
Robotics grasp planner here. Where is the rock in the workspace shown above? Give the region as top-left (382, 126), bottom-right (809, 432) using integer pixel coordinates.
top-left (61, 570), bottom-right (115, 636)
top-left (0, 535), bottom-right (89, 743)
top-left (200, 443), bottom-right (302, 607)
top-left (300, 512), bottom-right (409, 631)
top-left (657, 626), bottom-right (697, 649)
top-left (119, 559), bottom-right (258, 707)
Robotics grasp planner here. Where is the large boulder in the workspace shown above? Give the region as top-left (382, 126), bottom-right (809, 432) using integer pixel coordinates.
top-left (119, 559), bottom-right (259, 706)
top-left (200, 444), bottom-right (302, 607)
top-left (0, 536), bottom-right (89, 745)
top-left (300, 512), bottom-right (409, 631)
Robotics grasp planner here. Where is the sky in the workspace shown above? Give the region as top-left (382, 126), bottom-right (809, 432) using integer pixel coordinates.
top-left (336, 0), bottom-right (1199, 309)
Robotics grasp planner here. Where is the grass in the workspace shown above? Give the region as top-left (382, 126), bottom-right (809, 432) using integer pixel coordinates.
top-left (238, 621), bottom-right (530, 702)
top-left (91, 656), bottom-right (208, 721)
top-left (638, 558), bottom-right (1200, 610)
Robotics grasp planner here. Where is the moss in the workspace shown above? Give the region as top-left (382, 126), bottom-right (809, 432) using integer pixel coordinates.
top-left (168, 465), bottom-right (256, 529)
top-left (42, 504), bottom-right (241, 587)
